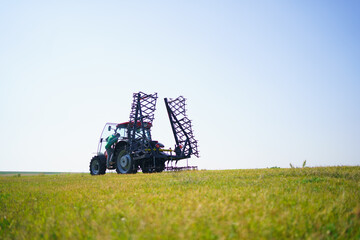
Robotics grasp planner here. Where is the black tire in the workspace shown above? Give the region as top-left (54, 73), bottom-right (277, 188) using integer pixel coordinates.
top-left (141, 161), bottom-right (152, 173)
top-left (142, 160), bottom-right (165, 173)
top-left (116, 149), bottom-right (135, 174)
top-left (155, 163), bottom-right (165, 173)
top-left (142, 167), bottom-right (150, 173)
top-left (89, 155), bottom-right (106, 175)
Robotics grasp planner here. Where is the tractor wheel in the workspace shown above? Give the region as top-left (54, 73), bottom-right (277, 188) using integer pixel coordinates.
top-left (156, 163), bottom-right (165, 173)
top-left (116, 153), bottom-right (135, 174)
top-left (141, 161), bottom-right (152, 173)
top-left (89, 155), bottom-right (106, 175)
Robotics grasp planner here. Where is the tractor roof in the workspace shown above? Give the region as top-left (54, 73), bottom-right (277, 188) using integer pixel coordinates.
top-left (116, 121), bottom-right (152, 129)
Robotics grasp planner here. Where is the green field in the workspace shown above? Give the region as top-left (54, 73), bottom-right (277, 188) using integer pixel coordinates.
top-left (1, 167), bottom-right (359, 239)
top-left (0, 172), bottom-right (65, 176)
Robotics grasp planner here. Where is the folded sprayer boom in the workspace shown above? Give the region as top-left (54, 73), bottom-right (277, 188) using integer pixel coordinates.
top-left (128, 92), bottom-right (158, 155)
top-left (164, 97), bottom-right (199, 158)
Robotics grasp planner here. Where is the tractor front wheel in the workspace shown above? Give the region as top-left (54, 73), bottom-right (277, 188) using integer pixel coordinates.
top-left (89, 155), bottom-right (106, 175)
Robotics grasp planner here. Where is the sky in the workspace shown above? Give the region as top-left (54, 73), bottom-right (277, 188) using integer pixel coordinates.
top-left (0, 0), bottom-right (359, 172)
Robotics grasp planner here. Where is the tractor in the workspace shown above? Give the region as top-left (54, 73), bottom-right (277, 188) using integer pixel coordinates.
top-left (89, 92), bottom-right (199, 175)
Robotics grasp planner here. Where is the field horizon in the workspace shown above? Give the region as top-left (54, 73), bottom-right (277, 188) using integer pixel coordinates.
top-left (1, 166), bottom-right (359, 239)
top-left (1, 164), bottom-right (359, 175)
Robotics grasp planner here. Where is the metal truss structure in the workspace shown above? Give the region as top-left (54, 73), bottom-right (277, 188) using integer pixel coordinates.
top-left (164, 96), bottom-right (199, 158)
top-left (128, 92), bottom-right (158, 155)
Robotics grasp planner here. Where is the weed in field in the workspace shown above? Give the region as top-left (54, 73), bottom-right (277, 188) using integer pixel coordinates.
top-left (302, 160), bottom-right (307, 168)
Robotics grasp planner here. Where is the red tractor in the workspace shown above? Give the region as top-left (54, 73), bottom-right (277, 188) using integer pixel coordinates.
top-left (89, 92), bottom-right (199, 175)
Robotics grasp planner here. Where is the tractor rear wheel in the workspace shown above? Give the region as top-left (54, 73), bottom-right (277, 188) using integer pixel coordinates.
top-left (89, 155), bottom-right (106, 175)
top-left (116, 153), bottom-right (135, 174)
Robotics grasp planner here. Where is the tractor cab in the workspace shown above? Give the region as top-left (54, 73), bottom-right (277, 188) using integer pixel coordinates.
top-left (123, 121), bottom-right (153, 142)
top-left (97, 121), bottom-right (153, 155)
top-left (97, 123), bottom-right (122, 155)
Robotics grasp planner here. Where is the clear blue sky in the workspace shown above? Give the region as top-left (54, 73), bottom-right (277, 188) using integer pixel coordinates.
top-left (0, 0), bottom-right (359, 172)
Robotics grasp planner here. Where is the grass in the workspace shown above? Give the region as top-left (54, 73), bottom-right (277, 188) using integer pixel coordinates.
top-left (0, 172), bottom-right (66, 176)
top-left (0, 167), bottom-right (359, 239)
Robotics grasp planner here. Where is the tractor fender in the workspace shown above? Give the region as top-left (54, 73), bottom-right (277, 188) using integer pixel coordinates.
top-left (94, 153), bottom-right (106, 162)
top-left (114, 141), bottom-right (128, 153)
